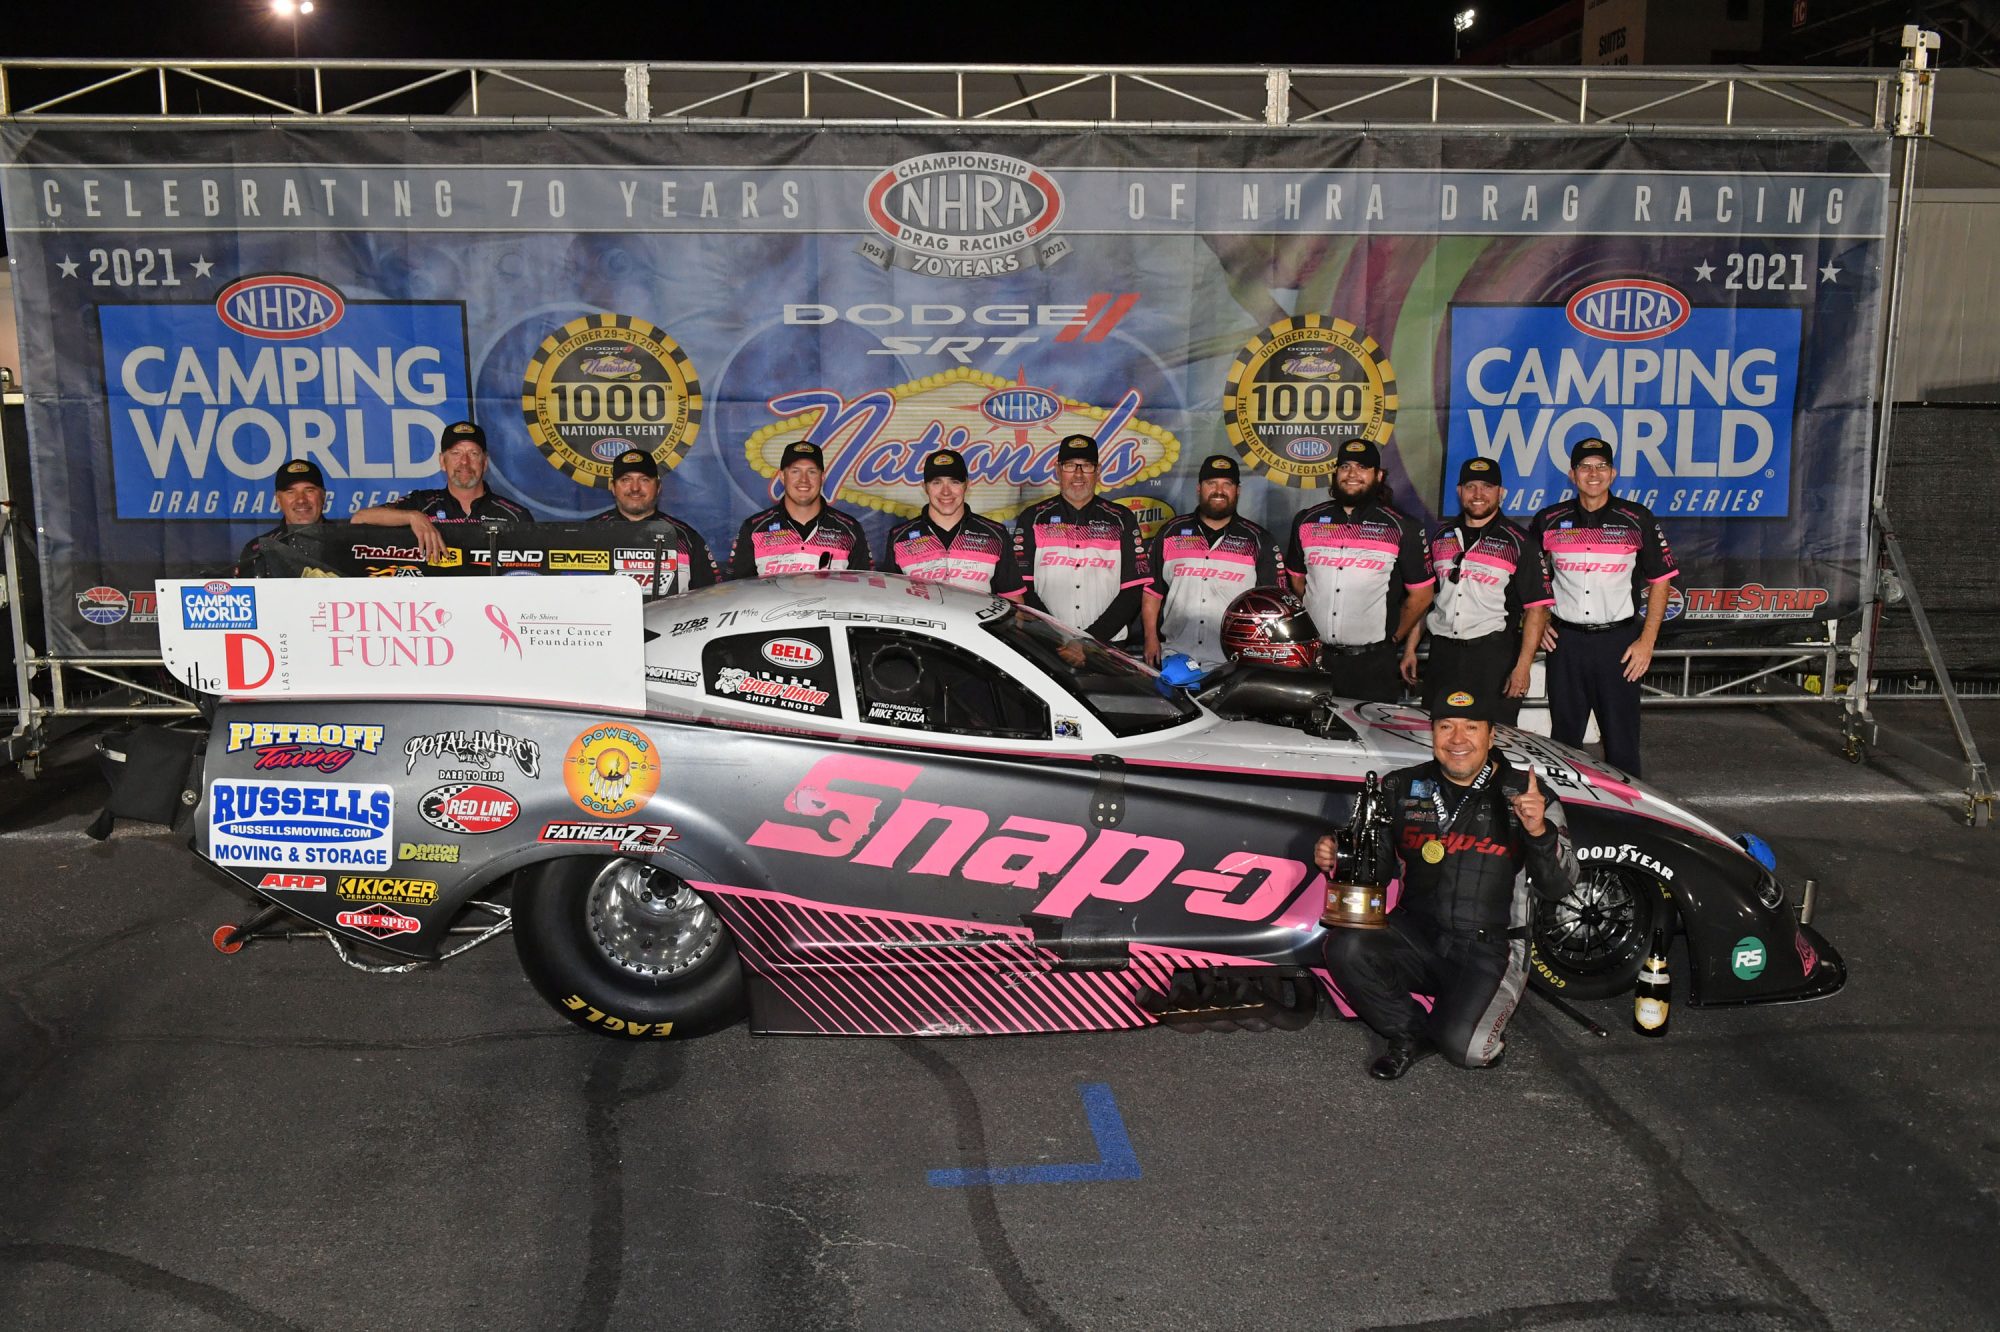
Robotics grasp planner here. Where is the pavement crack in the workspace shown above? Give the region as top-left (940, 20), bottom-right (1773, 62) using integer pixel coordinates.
top-left (1518, 1005), bottom-right (1835, 1330)
top-left (0, 1241), bottom-right (311, 1331)
top-left (1358, 1294), bottom-right (1818, 1331)
top-left (900, 1040), bottom-right (1076, 1332)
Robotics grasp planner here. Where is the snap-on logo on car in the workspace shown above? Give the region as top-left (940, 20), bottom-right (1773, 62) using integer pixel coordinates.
top-left (1564, 279), bottom-right (1690, 342)
top-left (215, 275), bottom-right (346, 340)
top-left (762, 637), bottom-right (823, 669)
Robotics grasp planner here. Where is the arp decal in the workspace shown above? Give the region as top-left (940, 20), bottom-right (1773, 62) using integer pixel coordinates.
top-left (419, 784), bottom-right (520, 834)
top-left (561, 724), bottom-right (662, 819)
top-left (257, 872), bottom-right (327, 892)
top-left (226, 721), bottom-right (386, 774)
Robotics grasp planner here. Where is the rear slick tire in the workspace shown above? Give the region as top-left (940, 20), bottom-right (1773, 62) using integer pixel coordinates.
top-left (513, 857), bottom-right (744, 1039)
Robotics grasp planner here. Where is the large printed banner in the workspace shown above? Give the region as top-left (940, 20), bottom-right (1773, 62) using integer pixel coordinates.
top-left (0, 125), bottom-right (1889, 656)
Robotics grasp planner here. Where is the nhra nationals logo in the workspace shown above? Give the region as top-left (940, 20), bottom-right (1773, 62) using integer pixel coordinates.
top-left (784, 295), bottom-right (1137, 364)
top-left (98, 274), bottom-right (470, 519)
top-left (563, 724), bottom-right (662, 819)
top-left (743, 367), bottom-right (1180, 520)
top-left (860, 152), bottom-right (1068, 278)
top-left (1445, 278), bottom-right (1801, 518)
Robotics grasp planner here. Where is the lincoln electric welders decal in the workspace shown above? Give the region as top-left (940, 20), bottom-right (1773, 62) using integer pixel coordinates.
top-left (0, 126), bottom-right (1886, 654)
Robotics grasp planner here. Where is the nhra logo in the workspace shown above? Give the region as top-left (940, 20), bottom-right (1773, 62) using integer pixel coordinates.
top-left (981, 385), bottom-right (1062, 427)
top-left (215, 274), bottom-right (346, 340)
top-left (1565, 279), bottom-right (1691, 343)
top-left (861, 152), bottom-right (1068, 278)
top-left (1286, 437), bottom-right (1334, 462)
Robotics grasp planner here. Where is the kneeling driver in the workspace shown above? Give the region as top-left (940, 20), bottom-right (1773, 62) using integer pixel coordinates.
top-left (1315, 690), bottom-right (1578, 1079)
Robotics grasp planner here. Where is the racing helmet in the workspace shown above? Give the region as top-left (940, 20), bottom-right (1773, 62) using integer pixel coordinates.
top-left (1220, 587), bottom-right (1321, 669)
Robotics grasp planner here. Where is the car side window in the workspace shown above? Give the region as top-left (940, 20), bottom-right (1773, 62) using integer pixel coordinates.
top-left (848, 628), bottom-right (1049, 740)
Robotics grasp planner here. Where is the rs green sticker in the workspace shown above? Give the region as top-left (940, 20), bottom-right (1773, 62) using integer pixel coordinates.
top-left (1731, 936), bottom-right (1767, 980)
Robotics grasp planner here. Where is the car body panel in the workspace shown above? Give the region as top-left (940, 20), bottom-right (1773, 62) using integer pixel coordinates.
top-left (191, 573), bottom-right (1843, 1033)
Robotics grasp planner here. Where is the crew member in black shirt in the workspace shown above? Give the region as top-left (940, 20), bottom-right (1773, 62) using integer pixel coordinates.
top-left (1315, 688), bottom-right (1578, 1079)
top-left (586, 448), bottom-right (720, 594)
top-left (351, 420), bottom-right (535, 562)
top-left (235, 458), bottom-right (341, 576)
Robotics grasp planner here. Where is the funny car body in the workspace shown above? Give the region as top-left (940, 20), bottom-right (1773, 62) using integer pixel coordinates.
top-left (173, 572), bottom-right (1843, 1040)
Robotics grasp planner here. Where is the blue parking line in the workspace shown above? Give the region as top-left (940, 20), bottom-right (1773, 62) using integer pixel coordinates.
top-left (928, 1082), bottom-right (1142, 1188)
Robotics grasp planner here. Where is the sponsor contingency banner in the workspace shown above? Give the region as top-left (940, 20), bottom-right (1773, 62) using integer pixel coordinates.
top-left (0, 125), bottom-right (1889, 655)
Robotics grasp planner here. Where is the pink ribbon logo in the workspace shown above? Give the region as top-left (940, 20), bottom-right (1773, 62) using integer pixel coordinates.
top-left (485, 604), bottom-right (523, 657)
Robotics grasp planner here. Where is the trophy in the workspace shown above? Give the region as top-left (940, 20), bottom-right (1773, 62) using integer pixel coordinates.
top-left (1321, 770), bottom-right (1392, 929)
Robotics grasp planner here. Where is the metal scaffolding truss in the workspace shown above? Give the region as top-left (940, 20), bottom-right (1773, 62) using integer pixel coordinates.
top-left (0, 58), bottom-right (1897, 133)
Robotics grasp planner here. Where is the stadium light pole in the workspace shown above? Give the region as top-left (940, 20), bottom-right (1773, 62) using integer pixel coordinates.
top-left (272, 0), bottom-right (316, 109)
top-left (1453, 8), bottom-right (1476, 61)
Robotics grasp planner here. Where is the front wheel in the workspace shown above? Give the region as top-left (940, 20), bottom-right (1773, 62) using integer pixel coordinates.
top-left (1528, 864), bottom-right (1668, 1000)
top-left (513, 857), bottom-right (744, 1039)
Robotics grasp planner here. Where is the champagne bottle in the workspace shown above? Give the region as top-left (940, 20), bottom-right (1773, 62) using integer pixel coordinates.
top-left (1633, 926), bottom-right (1670, 1037)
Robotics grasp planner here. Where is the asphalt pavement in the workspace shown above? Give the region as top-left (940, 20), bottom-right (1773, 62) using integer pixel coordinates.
top-left (0, 700), bottom-right (1996, 1331)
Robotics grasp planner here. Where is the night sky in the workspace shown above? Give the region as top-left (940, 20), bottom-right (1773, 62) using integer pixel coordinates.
top-left (2, 0), bottom-right (1562, 67)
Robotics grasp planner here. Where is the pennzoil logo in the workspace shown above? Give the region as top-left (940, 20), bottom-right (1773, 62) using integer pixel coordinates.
top-left (859, 152), bottom-right (1068, 279)
top-left (523, 314), bottom-right (702, 488)
top-left (215, 274), bottom-right (346, 340)
top-left (1224, 315), bottom-right (1397, 488)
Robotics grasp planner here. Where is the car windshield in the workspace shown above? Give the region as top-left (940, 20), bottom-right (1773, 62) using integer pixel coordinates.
top-left (981, 604), bottom-right (1202, 738)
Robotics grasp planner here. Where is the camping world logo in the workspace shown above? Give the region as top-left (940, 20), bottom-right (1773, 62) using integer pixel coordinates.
top-left (859, 153), bottom-right (1070, 279)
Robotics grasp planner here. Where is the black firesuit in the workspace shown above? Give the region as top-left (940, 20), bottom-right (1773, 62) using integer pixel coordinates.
top-left (1323, 756), bottom-right (1578, 1067)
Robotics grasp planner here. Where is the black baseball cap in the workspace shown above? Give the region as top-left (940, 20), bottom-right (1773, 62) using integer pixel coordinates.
top-left (1457, 457), bottom-right (1503, 487)
top-left (1569, 438), bottom-right (1615, 469)
top-left (1198, 454), bottom-right (1241, 484)
top-left (779, 440), bottom-right (824, 471)
top-left (274, 458), bottom-right (325, 492)
top-left (923, 449), bottom-right (969, 482)
top-left (611, 449), bottom-right (658, 481)
top-left (440, 421), bottom-right (486, 451)
top-left (1056, 434), bottom-right (1100, 466)
top-left (1337, 439), bottom-right (1382, 470)
top-left (1432, 688), bottom-right (1496, 723)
